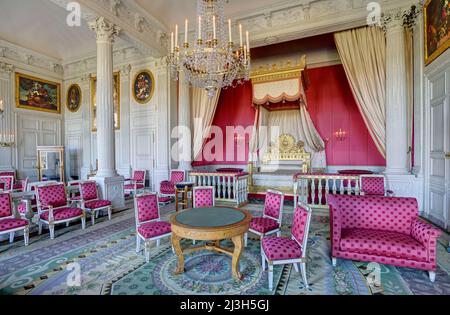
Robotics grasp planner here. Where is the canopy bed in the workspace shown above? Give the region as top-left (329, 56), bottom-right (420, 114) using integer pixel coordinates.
top-left (248, 56), bottom-right (326, 194)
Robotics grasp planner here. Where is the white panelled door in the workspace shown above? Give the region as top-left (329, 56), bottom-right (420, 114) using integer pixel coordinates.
top-left (17, 114), bottom-right (61, 181)
top-left (427, 69), bottom-right (449, 231)
top-left (131, 128), bottom-right (155, 190)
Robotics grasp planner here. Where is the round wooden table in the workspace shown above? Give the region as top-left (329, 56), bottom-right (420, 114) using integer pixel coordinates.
top-left (170, 207), bottom-right (252, 280)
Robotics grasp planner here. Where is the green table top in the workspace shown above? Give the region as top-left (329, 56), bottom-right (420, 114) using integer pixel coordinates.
top-left (175, 207), bottom-right (246, 228)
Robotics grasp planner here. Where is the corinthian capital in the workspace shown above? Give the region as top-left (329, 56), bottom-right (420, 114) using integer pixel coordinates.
top-left (89, 17), bottom-right (121, 42)
top-left (0, 62), bottom-right (14, 74)
top-left (382, 5), bottom-right (421, 32)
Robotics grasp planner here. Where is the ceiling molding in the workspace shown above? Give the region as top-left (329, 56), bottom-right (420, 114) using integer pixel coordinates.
top-left (233, 0), bottom-right (419, 48)
top-left (47, 0), bottom-right (168, 57)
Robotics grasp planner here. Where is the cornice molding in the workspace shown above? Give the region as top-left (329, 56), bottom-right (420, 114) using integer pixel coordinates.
top-left (0, 39), bottom-right (63, 77)
top-left (48, 0), bottom-right (168, 57)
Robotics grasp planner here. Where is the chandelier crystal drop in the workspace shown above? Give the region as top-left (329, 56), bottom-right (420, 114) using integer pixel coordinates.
top-left (167, 0), bottom-right (251, 97)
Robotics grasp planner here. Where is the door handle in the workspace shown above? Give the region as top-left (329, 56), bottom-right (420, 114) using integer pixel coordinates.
top-left (446, 152), bottom-right (450, 159)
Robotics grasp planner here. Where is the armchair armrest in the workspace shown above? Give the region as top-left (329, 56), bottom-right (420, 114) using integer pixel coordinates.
top-left (411, 217), bottom-right (442, 248)
top-left (160, 180), bottom-right (172, 186)
top-left (328, 198), bottom-right (342, 256)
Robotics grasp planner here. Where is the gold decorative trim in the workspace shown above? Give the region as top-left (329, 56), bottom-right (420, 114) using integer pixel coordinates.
top-left (90, 71), bottom-right (121, 132)
top-left (66, 83), bottom-right (82, 113)
top-left (15, 72), bottom-right (61, 114)
top-left (424, 0), bottom-right (450, 66)
top-left (262, 134), bottom-right (311, 167)
top-left (132, 69), bottom-right (155, 104)
top-left (250, 55), bottom-right (308, 84)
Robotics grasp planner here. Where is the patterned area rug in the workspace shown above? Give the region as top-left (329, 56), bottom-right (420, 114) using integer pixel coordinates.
top-left (0, 202), bottom-right (449, 295)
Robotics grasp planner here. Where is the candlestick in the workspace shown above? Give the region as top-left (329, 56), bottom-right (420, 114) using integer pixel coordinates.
top-left (0, 99), bottom-right (3, 113)
top-left (175, 24), bottom-right (178, 48)
top-left (228, 19), bottom-right (232, 43)
top-left (246, 31), bottom-right (249, 50)
top-left (239, 24), bottom-right (243, 47)
top-left (212, 16), bottom-right (216, 40)
top-left (185, 19), bottom-right (188, 44)
top-left (198, 16), bottom-right (202, 40)
top-left (170, 32), bottom-right (174, 53)
top-left (243, 45), bottom-right (247, 61)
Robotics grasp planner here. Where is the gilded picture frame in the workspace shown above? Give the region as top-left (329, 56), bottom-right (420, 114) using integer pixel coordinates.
top-left (132, 69), bottom-right (155, 104)
top-left (90, 72), bottom-right (121, 131)
top-left (15, 72), bottom-right (61, 114)
top-left (424, 0), bottom-right (450, 65)
top-left (66, 84), bottom-right (82, 113)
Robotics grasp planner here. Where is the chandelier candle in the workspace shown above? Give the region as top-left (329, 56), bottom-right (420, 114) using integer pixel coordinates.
top-left (239, 24), bottom-right (243, 47)
top-left (168, 0), bottom-right (250, 97)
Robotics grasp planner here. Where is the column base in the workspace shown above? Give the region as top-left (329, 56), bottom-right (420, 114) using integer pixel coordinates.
top-left (91, 175), bottom-right (125, 211)
top-left (178, 161), bottom-right (193, 171)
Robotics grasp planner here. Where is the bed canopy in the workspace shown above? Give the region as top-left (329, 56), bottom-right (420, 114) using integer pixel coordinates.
top-left (249, 56), bottom-right (327, 170)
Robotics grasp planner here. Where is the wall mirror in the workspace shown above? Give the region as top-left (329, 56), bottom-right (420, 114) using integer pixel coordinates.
top-left (37, 146), bottom-right (65, 183)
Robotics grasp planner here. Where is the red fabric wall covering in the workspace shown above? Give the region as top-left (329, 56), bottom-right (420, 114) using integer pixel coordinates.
top-left (192, 64), bottom-right (386, 167)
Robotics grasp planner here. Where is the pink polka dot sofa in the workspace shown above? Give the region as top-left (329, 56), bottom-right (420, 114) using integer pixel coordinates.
top-left (329, 195), bottom-right (442, 282)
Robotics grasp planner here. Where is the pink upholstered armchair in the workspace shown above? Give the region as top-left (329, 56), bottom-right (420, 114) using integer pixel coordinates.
top-left (124, 170), bottom-right (146, 196)
top-left (245, 190), bottom-right (284, 247)
top-left (329, 195), bottom-right (442, 282)
top-left (359, 175), bottom-right (394, 197)
top-left (134, 193), bottom-right (171, 262)
top-left (159, 170), bottom-right (186, 197)
top-left (36, 183), bottom-right (86, 239)
top-left (0, 192), bottom-right (29, 246)
top-left (193, 186), bottom-right (215, 208)
top-left (261, 202), bottom-right (313, 290)
top-left (80, 181), bottom-right (112, 226)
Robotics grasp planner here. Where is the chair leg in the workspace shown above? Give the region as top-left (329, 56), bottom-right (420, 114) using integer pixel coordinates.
top-left (429, 271), bottom-right (436, 282)
top-left (108, 207), bottom-right (112, 221)
top-left (91, 212), bottom-right (95, 226)
top-left (293, 263), bottom-right (299, 273)
top-left (332, 257), bottom-right (337, 267)
top-left (244, 233), bottom-right (248, 247)
top-left (81, 216), bottom-right (86, 230)
top-left (24, 227), bottom-right (29, 246)
top-left (38, 221), bottom-right (43, 235)
top-left (261, 254), bottom-right (266, 271)
top-left (156, 239), bottom-right (160, 247)
top-left (136, 236), bottom-right (141, 253)
top-left (300, 262), bottom-right (309, 288)
top-left (144, 242), bottom-right (150, 263)
top-left (49, 224), bottom-right (55, 240)
top-left (9, 232), bottom-right (14, 243)
top-left (276, 231), bottom-right (281, 237)
top-left (268, 264), bottom-right (274, 291)
top-left (192, 240), bottom-right (196, 245)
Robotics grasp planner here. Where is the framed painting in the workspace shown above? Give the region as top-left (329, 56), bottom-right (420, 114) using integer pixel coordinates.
top-left (66, 84), bottom-right (82, 113)
top-left (132, 70), bottom-right (155, 104)
top-left (90, 72), bottom-right (120, 131)
top-left (424, 0), bottom-right (450, 65)
top-left (15, 73), bottom-right (61, 114)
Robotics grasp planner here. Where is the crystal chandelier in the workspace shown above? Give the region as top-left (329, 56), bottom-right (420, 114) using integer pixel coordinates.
top-left (168, 0), bottom-right (251, 97)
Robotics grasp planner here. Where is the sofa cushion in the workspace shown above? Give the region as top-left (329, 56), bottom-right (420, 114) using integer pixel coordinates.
top-left (340, 228), bottom-right (428, 262)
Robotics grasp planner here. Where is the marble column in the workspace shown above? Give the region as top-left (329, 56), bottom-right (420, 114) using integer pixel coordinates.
top-left (384, 10), bottom-right (409, 175)
top-left (177, 71), bottom-right (192, 170)
top-left (89, 17), bottom-right (125, 210)
top-left (0, 62), bottom-right (15, 171)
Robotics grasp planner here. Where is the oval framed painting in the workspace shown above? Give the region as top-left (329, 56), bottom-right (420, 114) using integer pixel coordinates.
top-left (66, 84), bottom-right (82, 113)
top-left (133, 70), bottom-right (155, 104)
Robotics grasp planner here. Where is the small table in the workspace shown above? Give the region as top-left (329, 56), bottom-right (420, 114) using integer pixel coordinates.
top-left (170, 207), bottom-right (252, 280)
top-left (175, 182), bottom-right (194, 211)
